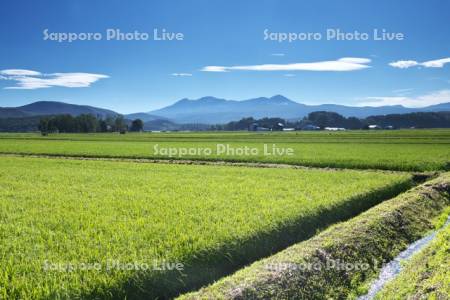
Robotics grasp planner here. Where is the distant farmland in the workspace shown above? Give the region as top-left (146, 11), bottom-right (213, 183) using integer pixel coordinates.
top-left (0, 129), bottom-right (449, 171)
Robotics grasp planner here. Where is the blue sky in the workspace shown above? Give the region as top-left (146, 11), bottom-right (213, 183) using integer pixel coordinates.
top-left (0, 0), bottom-right (449, 113)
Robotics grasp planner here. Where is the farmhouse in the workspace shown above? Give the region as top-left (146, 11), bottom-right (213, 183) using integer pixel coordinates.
top-left (302, 124), bottom-right (321, 130)
top-left (324, 127), bottom-right (346, 131)
top-left (249, 123), bottom-right (270, 131)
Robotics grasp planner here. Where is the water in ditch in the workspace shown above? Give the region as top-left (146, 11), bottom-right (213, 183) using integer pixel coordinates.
top-left (358, 215), bottom-right (450, 300)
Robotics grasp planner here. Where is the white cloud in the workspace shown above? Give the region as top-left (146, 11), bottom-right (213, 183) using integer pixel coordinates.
top-left (0, 69), bottom-right (109, 89)
top-left (201, 66), bottom-right (230, 72)
top-left (0, 69), bottom-right (42, 76)
top-left (170, 73), bottom-right (192, 77)
top-left (284, 74), bottom-right (296, 77)
top-left (201, 57), bottom-right (371, 73)
top-left (421, 57), bottom-right (450, 68)
top-left (338, 57), bottom-right (371, 64)
top-left (389, 57), bottom-right (450, 69)
top-left (271, 53), bottom-right (285, 56)
top-left (389, 60), bottom-right (419, 69)
top-left (357, 89), bottom-right (450, 107)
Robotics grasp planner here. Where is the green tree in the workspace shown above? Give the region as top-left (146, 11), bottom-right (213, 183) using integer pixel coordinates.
top-left (130, 119), bottom-right (144, 132)
top-left (114, 115), bottom-right (127, 132)
top-left (38, 117), bottom-right (50, 135)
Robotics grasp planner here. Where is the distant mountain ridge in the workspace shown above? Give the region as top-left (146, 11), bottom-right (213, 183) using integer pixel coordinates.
top-left (149, 95), bottom-right (450, 124)
top-left (0, 101), bottom-right (119, 119)
top-left (0, 107), bottom-right (29, 118)
top-left (20, 101), bottom-right (119, 118)
top-left (1, 96), bottom-right (450, 125)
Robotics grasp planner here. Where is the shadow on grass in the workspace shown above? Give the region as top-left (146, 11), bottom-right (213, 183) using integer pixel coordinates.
top-left (73, 178), bottom-right (416, 300)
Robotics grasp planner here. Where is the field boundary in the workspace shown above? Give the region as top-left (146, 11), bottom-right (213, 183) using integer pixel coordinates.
top-left (0, 152), bottom-right (428, 175)
top-left (179, 173), bottom-right (450, 299)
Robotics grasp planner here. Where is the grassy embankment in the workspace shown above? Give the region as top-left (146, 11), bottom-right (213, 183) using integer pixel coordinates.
top-left (180, 173), bottom-right (450, 299)
top-left (376, 213), bottom-right (450, 299)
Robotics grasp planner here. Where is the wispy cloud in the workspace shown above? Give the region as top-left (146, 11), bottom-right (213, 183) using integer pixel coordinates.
top-left (271, 53), bottom-right (285, 56)
top-left (389, 60), bottom-right (419, 69)
top-left (201, 57), bottom-right (371, 72)
top-left (170, 73), bottom-right (192, 77)
top-left (421, 58), bottom-right (450, 68)
top-left (0, 69), bottom-right (109, 89)
top-left (284, 74), bottom-right (296, 77)
top-left (357, 89), bottom-right (450, 107)
top-left (392, 88), bottom-right (414, 96)
top-left (389, 57), bottom-right (450, 69)
top-left (0, 69), bottom-right (42, 76)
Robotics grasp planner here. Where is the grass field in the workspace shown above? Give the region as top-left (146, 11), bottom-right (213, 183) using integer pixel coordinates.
top-left (0, 156), bottom-right (412, 299)
top-left (180, 173), bottom-right (450, 300)
top-left (0, 129), bottom-right (449, 171)
top-left (0, 129), bottom-right (448, 299)
top-left (1, 129), bottom-right (450, 143)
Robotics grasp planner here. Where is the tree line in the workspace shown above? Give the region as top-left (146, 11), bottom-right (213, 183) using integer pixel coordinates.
top-left (38, 114), bottom-right (144, 134)
top-left (212, 111), bottom-right (450, 131)
top-left (0, 111), bottom-right (449, 133)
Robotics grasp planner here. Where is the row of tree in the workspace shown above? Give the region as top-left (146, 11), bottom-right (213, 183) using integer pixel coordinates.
top-left (1, 111), bottom-right (449, 133)
top-left (38, 114), bottom-right (144, 134)
top-left (214, 111), bottom-right (450, 131)
top-left (210, 117), bottom-right (286, 131)
top-left (300, 111), bottom-right (450, 129)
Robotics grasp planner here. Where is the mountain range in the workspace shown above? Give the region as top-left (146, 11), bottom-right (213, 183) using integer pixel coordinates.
top-left (1, 96), bottom-right (450, 125)
top-left (148, 95), bottom-right (450, 123)
top-left (0, 101), bottom-right (118, 119)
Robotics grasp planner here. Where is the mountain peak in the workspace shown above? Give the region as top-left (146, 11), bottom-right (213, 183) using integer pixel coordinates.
top-left (196, 96), bottom-right (227, 103)
top-left (268, 95), bottom-right (296, 104)
top-left (270, 94), bottom-right (289, 101)
top-left (176, 98), bottom-right (191, 103)
top-left (19, 100), bottom-right (68, 108)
